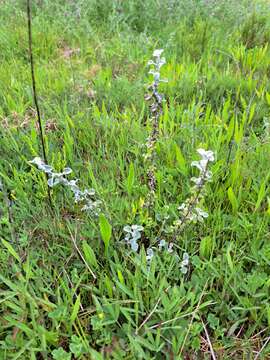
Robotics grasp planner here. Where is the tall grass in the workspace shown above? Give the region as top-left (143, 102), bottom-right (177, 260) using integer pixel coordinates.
top-left (0, 0), bottom-right (270, 358)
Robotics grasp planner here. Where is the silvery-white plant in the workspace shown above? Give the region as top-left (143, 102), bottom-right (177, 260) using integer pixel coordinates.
top-left (146, 247), bottom-right (154, 269)
top-left (123, 226), bottom-right (190, 274)
top-left (29, 157), bottom-right (101, 215)
top-left (158, 239), bottom-right (174, 253)
top-left (157, 240), bottom-right (189, 274)
top-left (123, 224), bottom-right (144, 252)
top-left (180, 252), bottom-right (189, 274)
top-left (173, 148), bottom-right (214, 234)
top-left (144, 49), bottom-right (167, 209)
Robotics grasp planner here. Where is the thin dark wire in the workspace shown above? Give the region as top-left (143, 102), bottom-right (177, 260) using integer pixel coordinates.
top-left (27, 0), bottom-right (52, 206)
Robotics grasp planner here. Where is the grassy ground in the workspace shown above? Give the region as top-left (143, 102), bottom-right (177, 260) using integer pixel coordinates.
top-left (1, 0), bottom-right (270, 359)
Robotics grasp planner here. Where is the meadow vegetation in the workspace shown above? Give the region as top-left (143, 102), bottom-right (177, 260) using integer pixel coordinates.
top-left (1, 0), bottom-right (270, 358)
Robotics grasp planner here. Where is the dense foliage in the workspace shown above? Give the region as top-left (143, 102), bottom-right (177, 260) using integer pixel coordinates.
top-left (1, 0), bottom-right (270, 358)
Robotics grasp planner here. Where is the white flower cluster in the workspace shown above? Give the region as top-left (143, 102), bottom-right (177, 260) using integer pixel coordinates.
top-left (177, 149), bottom-right (214, 225)
top-left (29, 157), bottom-right (101, 215)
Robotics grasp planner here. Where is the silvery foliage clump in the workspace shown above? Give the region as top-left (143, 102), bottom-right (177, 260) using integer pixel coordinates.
top-left (145, 49), bottom-right (167, 131)
top-left (180, 252), bottom-right (189, 274)
top-left (123, 228), bottom-right (190, 274)
top-left (144, 49), bottom-right (167, 209)
top-left (158, 239), bottom-right (174, 253)
top-left (29, 157), bottom-right (101, 215)
top-left (148, 49), bottom-right (167, 88)
top-left (157, 240), bottom-right (189, 274)
top-left (123, 225), bottom-right (144, 252)
top-left (123, 225), bottom-right (156, 269)
top-left (174, 149), bottom-right (214, 230)
top-left (146, 247), bottom-right (154, 269)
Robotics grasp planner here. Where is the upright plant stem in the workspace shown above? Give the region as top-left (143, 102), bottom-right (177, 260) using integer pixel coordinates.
top-left (26, 0), bottom-right (52, 206)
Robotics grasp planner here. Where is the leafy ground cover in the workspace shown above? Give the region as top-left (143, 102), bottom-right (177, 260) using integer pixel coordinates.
top-left (1, 0), bottom-right (270, 358)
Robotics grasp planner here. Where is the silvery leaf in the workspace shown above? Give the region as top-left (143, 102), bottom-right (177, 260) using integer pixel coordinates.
top-left (146, 248), bottom-right (154, 262)
top-left (87, 188), bottom-right (96, 196)
top-left (197, 148), bottom-right (214, 162)
top-left (191, 177), bottom-right (202, 186)
top-left (167, 243), bottom-right (174, 253)
top-left (42, 165), bottom-right (53, 173)
top-left (62, 167), bottom-right (72, 175)
top-left (123, 225), bottom-right (132, 233)
top-left (158, 239), bottom-right (166, 249)
top-left (183, 252), bottom-right (189, 261)
top-left (132, 233), bottom-right (141, 241)
top-left (181, 266), bottom-right (188, 274)
top-left (131, 225), bottom-right (143, 232)
top-left (131, 240), bottom-right (139, 252)
top-left (53, 177), bottom-right (61, 186)
top-left (195, 208), bottom-right (208, 218)
top-left (153, 49), bottom-right (164, 57)
top-left (29, 157), bottom-right (44, 166)
top-left (47, 178), bottom-right (54, 187)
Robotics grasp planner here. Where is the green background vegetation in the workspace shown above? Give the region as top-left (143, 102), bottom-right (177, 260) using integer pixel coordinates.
top-left (1, 0), bottom-right (270, 358)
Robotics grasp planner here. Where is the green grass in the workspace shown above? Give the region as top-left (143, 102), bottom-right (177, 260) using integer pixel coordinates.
top-left (1, 0), bottom-right (270, 359)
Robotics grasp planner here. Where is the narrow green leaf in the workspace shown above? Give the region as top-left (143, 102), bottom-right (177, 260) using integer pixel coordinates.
top-left (227, 187), bottom-right (238, 214)
top-left (255, 181), bottom-right (266, 212)
top-left (70, 294), bottom-right (81, 324)
top-left (82, 241), bottom-right (97, 267)
top-left (99, 214), bottom-right (112, 254)
top-left (226, 244), bottom-right (234, 272)
top-left (199, 236), bottom-right (213, 259)
top-left (174, 144), bottom-right (187, 175)
top-left (1, 239), bottom-right (21, 263)
top-left (126, 162), bottom-right (135, 195)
